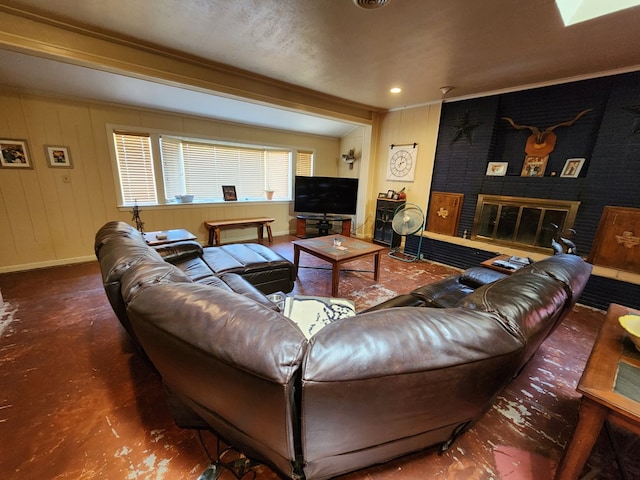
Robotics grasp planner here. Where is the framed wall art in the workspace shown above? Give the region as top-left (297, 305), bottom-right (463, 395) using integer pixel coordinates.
top-left (45, 145), bottom-right (73, 168)
top-left (386, 143), bottom-right (418, 182)
top-left (486, 162), bottom-right (508, 176)
top-left (222, 185), bottom-right (237, 201)
top-left (560, 158), bottom-right (585, 178)
top-left (520, 155), bottom-right (548, 177)
top-left (0, 139), bottom-right (32, 169)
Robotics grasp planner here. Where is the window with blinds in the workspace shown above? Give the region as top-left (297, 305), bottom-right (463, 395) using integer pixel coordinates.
top-left (296, 150), bottom-right (313, 176)
top-left (113, 132), bottom-right (157, 205)
top-left (112, 130), bottom-right (294, 205)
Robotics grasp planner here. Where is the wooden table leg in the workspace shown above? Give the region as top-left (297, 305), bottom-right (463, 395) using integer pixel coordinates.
top-left (293, 245), bottom-right (300, 279)
top-left (266, 224), bottom-right (273, 243)
top-left (554, 397), bottom-right (608, 480)
top-left (331, 262), bottom-right (340, 297)
top-left (214, 227), bottom-right (221, 246)
top-left (207, 227), bottom-right (214, 246)
top-left (258, 225), bottom-right (264, 241)
top-left (373, 252), bottom-right (381, 281)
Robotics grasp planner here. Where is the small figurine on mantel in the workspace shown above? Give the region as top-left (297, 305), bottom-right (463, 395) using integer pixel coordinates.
top-left (131, 202), bottom-right (145, 233)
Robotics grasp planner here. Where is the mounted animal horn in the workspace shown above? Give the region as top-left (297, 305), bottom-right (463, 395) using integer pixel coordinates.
top-left (502, 109), bottom-right (592, 155)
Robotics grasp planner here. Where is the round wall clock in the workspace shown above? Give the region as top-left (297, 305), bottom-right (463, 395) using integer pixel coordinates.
top-left (386, 144), bottom-right (418, 182)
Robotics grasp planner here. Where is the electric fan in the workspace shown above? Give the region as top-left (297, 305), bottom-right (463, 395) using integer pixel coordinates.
top-left (388, 202), bottom-right (425, 262)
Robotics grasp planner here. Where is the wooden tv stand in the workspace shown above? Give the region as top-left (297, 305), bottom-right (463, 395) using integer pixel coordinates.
top-left (296, 215), bottom-right (352, 238)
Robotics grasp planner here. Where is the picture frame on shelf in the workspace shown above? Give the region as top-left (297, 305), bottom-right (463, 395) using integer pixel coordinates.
top-left (222, 185), bottom-right (237, 201)
top-left (560, 158), bottom-right (585, 178)
top-left (0, 139), bottom-right (32, 169)
top-left (45, 145), bottom-right (73, 168)
top-left (520, 155), bottom-right (548, 177)
top-left (486, 161), bottom-right (508, 176)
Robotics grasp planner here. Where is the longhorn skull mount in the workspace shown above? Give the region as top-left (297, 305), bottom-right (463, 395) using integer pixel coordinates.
top-left (502, 109), bottom-right (592, 155)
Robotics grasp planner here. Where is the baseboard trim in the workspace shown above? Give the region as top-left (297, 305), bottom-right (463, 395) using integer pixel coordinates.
top-left (0, 255), bottom-right (96, 274)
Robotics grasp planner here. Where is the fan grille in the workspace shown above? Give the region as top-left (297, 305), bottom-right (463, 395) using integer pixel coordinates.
top-left (392, 205), bottom-right (424, 235)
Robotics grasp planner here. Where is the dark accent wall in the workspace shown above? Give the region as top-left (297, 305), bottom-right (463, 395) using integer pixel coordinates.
top-left (430, 71), bottom-right (640, 255)
top-left (421, 71), bottom-right (640, 310)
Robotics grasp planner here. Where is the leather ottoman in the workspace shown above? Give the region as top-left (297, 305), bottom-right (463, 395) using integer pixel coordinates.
top-left (202, 243), bottom-right (295, 294)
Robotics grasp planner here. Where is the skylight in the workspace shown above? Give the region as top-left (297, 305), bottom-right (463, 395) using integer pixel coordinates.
top-left (556, 0), bottom-right (640, 25)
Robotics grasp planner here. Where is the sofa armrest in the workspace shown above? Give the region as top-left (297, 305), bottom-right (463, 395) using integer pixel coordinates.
top-left (154, 240), bottom-right (203, 263)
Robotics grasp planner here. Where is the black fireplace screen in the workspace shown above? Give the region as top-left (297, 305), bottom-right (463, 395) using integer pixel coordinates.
top-left (472, 195), bottom-right (580, 252)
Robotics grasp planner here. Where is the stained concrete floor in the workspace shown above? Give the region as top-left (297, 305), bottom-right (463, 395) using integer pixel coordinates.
top-left (0, 235), bottom-right (637, 479)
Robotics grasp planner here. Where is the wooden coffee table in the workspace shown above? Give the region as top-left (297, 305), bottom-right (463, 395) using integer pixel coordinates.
top-left (292, 235), bottom-right (387, 296)
top-left (555, 303), bottom-right (640, 479)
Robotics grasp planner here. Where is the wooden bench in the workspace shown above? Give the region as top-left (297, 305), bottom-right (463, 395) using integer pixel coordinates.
top-left (204, 217), bottom-right (275, 246)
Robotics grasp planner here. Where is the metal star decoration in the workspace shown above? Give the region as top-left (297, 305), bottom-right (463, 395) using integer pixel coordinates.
top-left (450, 110), bottom-right (481, 145)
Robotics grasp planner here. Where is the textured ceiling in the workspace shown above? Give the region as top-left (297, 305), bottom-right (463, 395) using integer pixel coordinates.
top-left (1, 0), bottom-right (640, 135)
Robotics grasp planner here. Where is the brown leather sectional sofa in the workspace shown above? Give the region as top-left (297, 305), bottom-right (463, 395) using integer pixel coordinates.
top-left (95, 221), bottom-right (592, 480)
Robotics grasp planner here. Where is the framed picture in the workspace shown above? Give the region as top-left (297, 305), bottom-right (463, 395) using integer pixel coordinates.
top-left (560, 158), bottom-right (585, 178)
top-left (45, 145), bottom-right (73, 168)
top-left (520, 155), bottom-right (548, 177)
top-left (0, 139), bottom-right (32, 169)
top-left (222, 185), bottom-right (237, 201)
top-left (486, 162), bottom-right (508, 176)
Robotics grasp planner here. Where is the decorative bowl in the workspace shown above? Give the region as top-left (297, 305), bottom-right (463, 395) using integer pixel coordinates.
top-left (619, 314), bottom-right (640, 352)
top-left (175, 194), bottom-right (194, 203)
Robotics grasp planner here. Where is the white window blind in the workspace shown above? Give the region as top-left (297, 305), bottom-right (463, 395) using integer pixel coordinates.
top-left (160, 137), bottom-right (184, 200)
top-left (113, 132), bottom-right (157, 205)
top-left (296, 150), bottom-right (313, 176)
top-left (112, 128), bottom-right (296, 205)
top-left (160, 137), bottom-right (291, 201)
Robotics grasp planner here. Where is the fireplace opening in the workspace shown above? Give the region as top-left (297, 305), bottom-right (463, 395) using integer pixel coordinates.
top-left (472, 195), bottom-right (580, 253)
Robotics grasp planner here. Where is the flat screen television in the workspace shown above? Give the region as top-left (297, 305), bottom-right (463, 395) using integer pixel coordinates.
top-left (294, 176), bottom-right (358, 216)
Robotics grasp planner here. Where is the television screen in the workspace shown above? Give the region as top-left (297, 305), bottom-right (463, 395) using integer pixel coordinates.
top-left (294, 176), bottom-right (358, 216)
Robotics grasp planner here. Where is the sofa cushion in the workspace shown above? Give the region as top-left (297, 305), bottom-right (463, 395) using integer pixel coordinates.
top-left (457, 271), bottom-right (569, 354)
top-left (121, 262), bottom-right (193, 305)
top-left (219, 272), bottom-right (281, 311)
top-left (512, 254), bottom-right (592, 302)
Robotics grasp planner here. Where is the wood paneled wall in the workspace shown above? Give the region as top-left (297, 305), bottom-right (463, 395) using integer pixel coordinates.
top-left (0, 92), bottom-right (341, 272)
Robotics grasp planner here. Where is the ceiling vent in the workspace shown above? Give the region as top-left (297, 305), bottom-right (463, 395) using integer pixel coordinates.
top-left (353, 0), bottom-right (390, 9)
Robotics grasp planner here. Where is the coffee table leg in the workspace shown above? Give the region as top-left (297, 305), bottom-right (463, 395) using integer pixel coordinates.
top-left (373, 252), bottom-right (381, 281)
top-left (293, 245), bottom-right (300, 279)
top-left (331, 263), bottom-right (340, 296)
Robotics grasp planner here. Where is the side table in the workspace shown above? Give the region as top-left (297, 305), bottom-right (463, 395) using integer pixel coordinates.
top-left (480, 254), bottom-right (531, 275)
top-left (554, 303), bottom-right (640, 479)
top-left (143, 229), bottom-right (197, 246)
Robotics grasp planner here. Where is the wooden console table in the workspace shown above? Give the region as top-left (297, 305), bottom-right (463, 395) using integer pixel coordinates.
top-left (555, 303), bottom-right (640, 479)
top-left (295, 215), bottom-right (352, 238)
top-left (204, 217), bottom-right (274, 246)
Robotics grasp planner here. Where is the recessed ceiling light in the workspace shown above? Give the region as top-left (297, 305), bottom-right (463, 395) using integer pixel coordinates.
top-left (390, 87), bottom-right (402, 94)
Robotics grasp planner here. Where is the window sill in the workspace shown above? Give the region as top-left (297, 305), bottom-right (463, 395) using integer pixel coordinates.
top-left (118, 200), bottom-right (291, 211)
